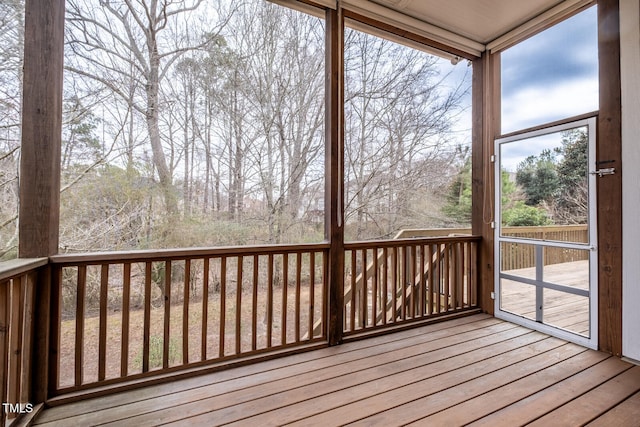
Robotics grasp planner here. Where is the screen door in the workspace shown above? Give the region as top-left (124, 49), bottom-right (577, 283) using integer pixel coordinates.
top-left (495, 117), bottom-right (598, 349)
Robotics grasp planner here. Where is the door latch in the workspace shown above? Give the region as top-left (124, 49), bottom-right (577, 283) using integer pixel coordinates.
top-left (590, 167), bottom-right (615, 177)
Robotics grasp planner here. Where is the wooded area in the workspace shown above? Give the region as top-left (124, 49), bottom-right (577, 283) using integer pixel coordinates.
top-left (0, 0), bottom-right (475, 259)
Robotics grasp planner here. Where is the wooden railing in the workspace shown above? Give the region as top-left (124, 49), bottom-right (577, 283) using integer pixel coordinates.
top-left (0, 234), bottom-right (481, 403)
top-left (499, 225), bottom-right (589, 270)
top-left (399, 225), bottom-right (589, 271)
top-left (48, 244), bottom-right (328, 394)
top-left (343, 236), bottom-right (479, 334)
top-left (0, 258), bottom-right (48, 427)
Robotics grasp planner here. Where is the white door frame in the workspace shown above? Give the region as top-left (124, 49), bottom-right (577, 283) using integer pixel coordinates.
top-left (494, 117), bottom-right (598, 349)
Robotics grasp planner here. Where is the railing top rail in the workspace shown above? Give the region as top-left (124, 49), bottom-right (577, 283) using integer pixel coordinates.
top-left (394, 228), bottom-right (472, 239)
top-left (345, 235), bottom-right (481, 250)
top-left (49, 242), bottom-right (331, 265)
top-left (502, 224), bottom-right (588, 233)
top-left (0, 257), bottom-right (48, 282)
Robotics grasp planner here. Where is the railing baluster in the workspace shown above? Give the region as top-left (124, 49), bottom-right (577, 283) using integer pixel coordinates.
top-left (410, 245), bottom-right (416, 319)
top-left (426, 244), bottom-right (433, 316)
top-left (163, 261), bottom-right (172, 369)
top-left (142, 262), bottom-right (151, 373)
top-left (281, 253), bottom-right (288, 345)
top-left (401, 247), bottom-right (407, 321)
top-left (252, 255), bottom-right (258, 351)
top-left (435, 244), bottom-right (441, 314)
top-left (201, 258), bottom-right (209, 361)
top-left (382, 248), bottom-right (388, 325)
top-left (295, 253), bottom-right (302, 342)
top-left (0, 279), bottom-right (9, 426)
top-left (75, 265), bottom-right (86, 385)
top-left (219, 257), bottom-right (226, 358)
top-left (308, 252), bottom-right (315, 339)
top-left (322, 251), bottom-right (328, 338)
top-left (350, 250), bottom-right (356, 332)
top-left (471, 242), bottom-right (477, 306)
top-left (391, 247), bottom-right (397, 323)
top-left (21, 273), bottom-right (35, 404)
top-left (236, 256), bottom-right (243, 355)
top-left (458, 242), bottom-right (464, 308)
top-left (121, 263), bottom-right (131, 377)
top-left (98, 264), bottom-right (108, 381)
top-left (372, 248), bottom-right (378, 326)
top-left (183, 259), bottom-right (190, 365)
top-left (267, 254), bottom-right (273, 348)
top-left (451, 243), bottom-right (458, 311)
top-left (98, 264), bottom-right (109, 381)
top-left (8, 277), bottom-right (22, 415)
top-left (419, 245), bottom-right (425, 317)
top-left (361, 249), bottom-right (367, 328)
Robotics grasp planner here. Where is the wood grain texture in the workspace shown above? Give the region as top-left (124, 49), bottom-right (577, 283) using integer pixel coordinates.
top-left (597, 0), bottom-right (623, 356)
top-left (325, 7), bottom-right (345, 346)
top-left (472, 52), bottom-right (499, 315)
top-left (19, 0), bottom-right (65, 257)
top-left (33, 315), bottom-right (639, 427)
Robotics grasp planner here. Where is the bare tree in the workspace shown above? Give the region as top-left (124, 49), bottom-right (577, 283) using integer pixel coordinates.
top-left (229, 2), bottom-right (325, 242)
top-left (344, 29), bottom-right (469, 239)
top-left (65, 0), bottom-right (234, 215)
top-left (0, 0), bottom-right (24, 258)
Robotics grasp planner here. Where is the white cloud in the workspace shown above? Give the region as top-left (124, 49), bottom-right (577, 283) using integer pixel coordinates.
top-left (502, 77), bottom-right (599, 134)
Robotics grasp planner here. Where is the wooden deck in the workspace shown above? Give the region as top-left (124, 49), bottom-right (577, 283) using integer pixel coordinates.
top-left (501, 260), bottom-right (591, 336)
top-left (32, 314), bottom-right (640, 426)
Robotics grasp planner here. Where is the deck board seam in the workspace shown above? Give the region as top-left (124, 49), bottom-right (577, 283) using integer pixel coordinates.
top-left (41, 324), bottom-right (530, 426)
top-left (36, 316), bottom-right (503, 424)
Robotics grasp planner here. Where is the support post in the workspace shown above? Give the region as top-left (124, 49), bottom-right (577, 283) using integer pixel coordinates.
top-left (597, 0), bottom-right (622, 356)
top-left (325, 7), bottom-right (344, 346)
top-left (472, 51), bottom-right (500, 314)
top-left (19, 0), bottom-right (65, 404)
top-left (19, 0), bottom-right (65, 258)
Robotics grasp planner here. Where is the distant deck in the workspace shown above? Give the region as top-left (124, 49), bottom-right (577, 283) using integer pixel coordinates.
top-left (34, 314), bottom-right (640, 426)
top-left (501, 259), bottom-right (591, 337)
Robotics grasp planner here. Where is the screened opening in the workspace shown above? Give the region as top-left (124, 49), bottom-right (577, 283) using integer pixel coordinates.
top-left (343, 21), bottom-right (472, 241)
top-left (0, 1), bottom-right (24, 261)
top-left (61, 0), bottom-right (326, 251)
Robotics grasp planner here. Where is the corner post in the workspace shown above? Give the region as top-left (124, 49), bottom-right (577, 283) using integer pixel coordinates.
top-left (19, 0), bottom-right (65, 403)
top-left (325, 7), bottom-right (345, 346)
top-left (472, 50), bottom-right (500, 314)
top-left (597, 0), bottom-right (622, 355)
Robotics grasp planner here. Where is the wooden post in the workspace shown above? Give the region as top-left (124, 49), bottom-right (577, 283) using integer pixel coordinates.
top-left (325, 7), bottom-right (345, 346)
top-left (19, 0), bottom-right (65, 258)
top-left (597, 0), bottom-right (622, 356)
top-left (19, 0), bottom-right (65, 404)
top-left (472, 51), bottom-right (500, 315)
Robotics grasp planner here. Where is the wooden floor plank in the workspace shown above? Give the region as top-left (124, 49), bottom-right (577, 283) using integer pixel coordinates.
top-left (467, 356), bottom-right (633, 427)
top-left (411, 350), bottom-right (611, 426)
top-left (36, 314), bottom-right (494, 423)
top-left (186, 330), bottom-right (547, 427)
top-left (342, 343), bottom-right (587, 426)
top-left (32, 315), bottom-right (639, 427)
top-left (226, 336), bottom-right (568, 427)
top-left (527, 365), bottom-right (640, 427)
top-left (90, 325), bottom-right (533, 427)
top-left (585, 391), bottom-right (640, 427)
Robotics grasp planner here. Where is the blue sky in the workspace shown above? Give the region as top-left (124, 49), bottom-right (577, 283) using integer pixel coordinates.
top-left (501, 5), bottom-right (599, 134)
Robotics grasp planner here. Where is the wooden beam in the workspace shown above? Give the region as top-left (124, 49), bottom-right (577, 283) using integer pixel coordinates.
top-left (472, 52), bottom-right (500, 315)
top-left (19, 0), bottom-right (65, 258)
top-left (325, 7), bottom-right (345, 346)
top-left (597, 0), bottom-right (623, 356)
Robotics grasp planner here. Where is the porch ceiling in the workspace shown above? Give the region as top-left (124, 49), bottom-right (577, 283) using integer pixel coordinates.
top-left (372, 0), bottom-right (570, 43)
top-left (343, 0), bottom-right (595, 55)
